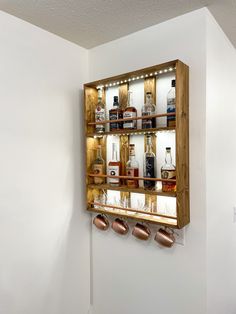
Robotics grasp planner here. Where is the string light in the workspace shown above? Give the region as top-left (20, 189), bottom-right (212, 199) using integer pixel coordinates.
top-left (96, 67), bottom-right (175, 89)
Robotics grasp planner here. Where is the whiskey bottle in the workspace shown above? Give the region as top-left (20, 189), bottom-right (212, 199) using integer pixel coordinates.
top-left (126, 144), bottom-right (139, 188)
top-left (161, 147), bottom-right (176, 192)
top-left (95, 88), bottom-right (105, 133)
top-left (109, 96), bottom-right (123, 131)
top-left (93, 145), bottom-right (105, 184)
top-left (108, 143), bottom-right (121, 186)
top-left (123, 90), bottom-right (137, 129)
top-left (141, 92), bottom-right (156, 129)
top-left (143, 135), bottom-right (156, 190)
top-left (167, 79), bottom-right (176, 127)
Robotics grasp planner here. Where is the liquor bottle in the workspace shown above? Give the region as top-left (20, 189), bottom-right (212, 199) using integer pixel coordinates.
top-left (108, 143), bottom-right (121, 186)
top-left (109, 96), bottom-right (123, 131)
top-left (167, 79), bottom-right (176, 127)
top-left (93, 145), bottom-right (105, 185)
top-left (141, 92), bottom-right (156, 129)
top-left (126, 144), bottom-right (139, 188)
top-left (161, 147), bottom-right (176, 192)
top-left (123, 90), bottom-right (137, 129)
top-left (95, 88), bottom-right (105, 133)
top-left (143, 135), bottom-right (156, 190)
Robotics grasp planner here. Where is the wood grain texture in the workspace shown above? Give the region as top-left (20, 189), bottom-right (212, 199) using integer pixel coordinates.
top-left (84, 87), bottom-right (97, 133)
top-left (144, 77), bottom-right (156, 101)
top-left (175, 60), bottom-right (190, 228)
top-left (119, 83), bottom-right (128, 110)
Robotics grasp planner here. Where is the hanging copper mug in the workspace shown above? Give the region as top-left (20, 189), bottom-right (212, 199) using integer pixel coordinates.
top-left (112, 218), bottom-right (129, 235)
top-left (93, 214), bottom-right (109, 231)
top-left (154, 228), bottom-right (175, 247)
top-left (132, 223), bottom-right (151, 241)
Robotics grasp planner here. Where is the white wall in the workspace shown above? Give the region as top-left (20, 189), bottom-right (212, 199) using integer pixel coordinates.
top-left (206, 12), bottom-right (236, 314)
top-left (89, 9), bottom-right (207, 314)
top-left (0, 11), bottom-right (90, 314)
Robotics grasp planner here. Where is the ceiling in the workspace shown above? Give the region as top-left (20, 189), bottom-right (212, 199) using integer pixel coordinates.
top-left (0, 0), bottom-right (235, 49)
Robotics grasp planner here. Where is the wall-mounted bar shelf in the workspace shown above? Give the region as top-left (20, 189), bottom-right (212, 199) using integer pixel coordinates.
top-left (84, 59), bottom-right (189, 229)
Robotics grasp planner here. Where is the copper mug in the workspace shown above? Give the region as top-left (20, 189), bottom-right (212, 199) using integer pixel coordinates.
top-left (112, 218), bottom-right (129, 235)
top-left (132, 223), bottom-right (151, 241)
top-left (154, 228), bottom-right (175, 247)
top-left (93, 214), bottom-right (109, 231)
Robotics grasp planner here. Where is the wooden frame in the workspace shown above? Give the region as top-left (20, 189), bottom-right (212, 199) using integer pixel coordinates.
top-left (84, 60), bottom-right (189, 229)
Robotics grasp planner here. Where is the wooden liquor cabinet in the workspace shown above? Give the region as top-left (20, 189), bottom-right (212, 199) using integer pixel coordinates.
top-left (84, 60), bottom-right (189, 229)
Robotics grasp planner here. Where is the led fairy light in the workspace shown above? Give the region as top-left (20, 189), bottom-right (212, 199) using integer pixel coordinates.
top-left (96, 67), bottom-right (176, 88)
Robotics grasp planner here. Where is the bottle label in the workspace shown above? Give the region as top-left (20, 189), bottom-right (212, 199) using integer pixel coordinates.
top-left (93, 164), bottom-right (104, 184)
top-left (123, 111), bottom-right (137, 129)
top-left (126, 167), bottom-right (139, 188)
top-left (161, 170), bottom-right (176, 180)
top-left (161, 169), bottom-right (176, 192)
top-left (108, 165), bottom-right (119, 184)
top-left (95, 108), bottom-right (105, 132)
top-left (126, 167), bottom-right (135, 177)
top-left (144, 157), bottom-right (155, 189)
top-left (167, 98), bottom-right (176, 123)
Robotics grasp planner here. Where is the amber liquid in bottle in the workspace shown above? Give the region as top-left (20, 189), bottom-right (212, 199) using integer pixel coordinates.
top-left (108, 143), bottom-right (122, 187)
top-left (93, 145), bottom-right (105, 185)
top-left (161, 147), bottom-right (176, 192)
top-left (126, 144), bottom-right (139, 188)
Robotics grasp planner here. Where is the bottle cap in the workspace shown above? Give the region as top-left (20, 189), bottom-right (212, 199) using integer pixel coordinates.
top-left (166, 147), bottom-right (171, 150)
top-left (146, 92), bottom-right (152, 95)
top-left (171, 80), bottom-right (176, 87)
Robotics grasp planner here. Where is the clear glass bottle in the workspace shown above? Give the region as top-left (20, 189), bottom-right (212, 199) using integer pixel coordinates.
top-left (141, 92), bottom-right (156, 129)
top-left (126, 144), bottom-right (139, 188)
top-left (123, 90), bottom-right (137, 129)
top-left (143, 135), bottom-right (156, 190)
top-left (95, 88), bottom-right (105, 133)
top-left (167, 79), bottom-right (176, 127)
top-left (161, 147), bottom-right (176, 192)
top-left (93, 145), bottom-right (105, 185)
top-left (109, 96), bottom-right (123, 131)
top-left (108, 143), bottom-right (121, 186)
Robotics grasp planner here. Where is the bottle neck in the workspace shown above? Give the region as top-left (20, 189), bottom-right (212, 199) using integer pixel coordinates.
top-left (127, 92), bottom-right (133, 108)
top-left (97, 147), bottom-right (102, 159)
top-left (112, 144), bottom-right (118, 161)
top-left (146, 140), bottom-right (153, 153)
top-left (165, 151), bottom-right (172, 164)
top-left (146, 94), bottom-right (152, 106)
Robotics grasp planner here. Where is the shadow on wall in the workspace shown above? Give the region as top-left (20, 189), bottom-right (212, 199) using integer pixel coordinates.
top-left (40, 89), bottom-right (91, 314)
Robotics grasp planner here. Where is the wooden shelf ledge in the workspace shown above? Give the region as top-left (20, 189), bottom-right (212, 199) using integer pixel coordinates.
top-left (87, 112), bottom-right (176, 126)
top-left (88, 173), bottom-right (176, 183)
top-left (86, 126), bottom-right (175, 137)
top-left (89, 202), bottom-right (176, 220)
top-left (87, 206), bottom-right (177, 227)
